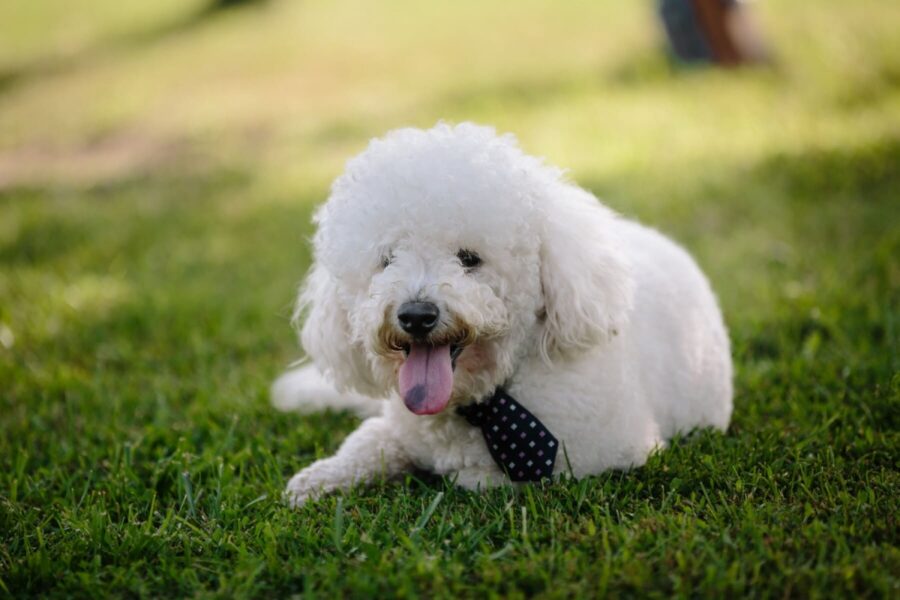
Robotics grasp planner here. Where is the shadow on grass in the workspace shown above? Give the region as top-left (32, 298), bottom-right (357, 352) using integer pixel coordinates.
top-left (0, 167), bottom-right (315, 379)
top-left (0, 169), bottom-right (253, 265)
top-left (755, 136), bottom-right (900, 200)
top-left (576, 134), bottom-right (900, 387)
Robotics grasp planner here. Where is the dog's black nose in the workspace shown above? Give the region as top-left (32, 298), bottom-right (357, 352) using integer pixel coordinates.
top-left (397, 301), bottom-right (440, 338)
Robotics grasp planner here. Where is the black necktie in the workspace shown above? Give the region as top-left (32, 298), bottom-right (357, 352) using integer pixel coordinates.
top-left (457, 388), bottom-right (559, 482)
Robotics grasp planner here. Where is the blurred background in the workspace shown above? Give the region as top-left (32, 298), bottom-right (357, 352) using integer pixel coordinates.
top-left (2, 0), bottom-right (899, 406)
top-left (0, 0), bottom-right (900, 410)
top-left (1, 0), bottom-right (898, 396)
top-left (2, 0), bottom-right (897, 190)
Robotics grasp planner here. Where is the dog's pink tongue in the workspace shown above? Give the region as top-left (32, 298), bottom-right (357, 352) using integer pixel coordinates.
top-left (399, 343), bottom-right (453, 415)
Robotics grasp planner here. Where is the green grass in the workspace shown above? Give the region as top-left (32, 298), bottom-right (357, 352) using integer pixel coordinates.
top-left (1, 0), bottom-right (899, 596)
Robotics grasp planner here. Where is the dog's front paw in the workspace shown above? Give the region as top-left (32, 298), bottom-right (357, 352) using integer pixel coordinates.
top-left (284, 459), bottom-right (345, 508)
top-left (284, 470), bottom-right (324, 508)
top-left (454, 464), bottom-right (507, 491)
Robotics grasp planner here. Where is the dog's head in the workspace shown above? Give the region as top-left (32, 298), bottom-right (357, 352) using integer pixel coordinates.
top-left (297, 123), bottom-right (633, 414)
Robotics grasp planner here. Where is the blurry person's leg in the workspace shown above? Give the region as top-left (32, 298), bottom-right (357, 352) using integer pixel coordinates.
top-left (658, 0), bottom-right (770, 66)
top-left (722, 1), bottom-right (770, 64)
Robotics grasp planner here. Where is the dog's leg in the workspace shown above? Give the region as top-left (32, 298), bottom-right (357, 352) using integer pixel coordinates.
top-left (271, 363), bottom-right (384, 418)
top-left (285, 416), bottom-right (409, 507)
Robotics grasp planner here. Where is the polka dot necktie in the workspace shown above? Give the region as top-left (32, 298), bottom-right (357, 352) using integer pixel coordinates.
top-left (456, 388), bottom-right (559, 482)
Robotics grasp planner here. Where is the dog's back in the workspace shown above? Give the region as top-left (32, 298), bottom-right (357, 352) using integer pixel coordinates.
top-left (617, 219), bottom-right (733, 437)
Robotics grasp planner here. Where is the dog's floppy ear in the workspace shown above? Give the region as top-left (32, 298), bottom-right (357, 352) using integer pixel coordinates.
top-left (295, 263), bottom-right (381, 396)
top-left (539, 186), bottom-right (634, 360)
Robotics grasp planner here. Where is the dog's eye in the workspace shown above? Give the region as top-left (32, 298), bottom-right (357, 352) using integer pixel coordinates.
top-left (457, 249), bottom-right (482, 270)
top-left (380, 253), bottom-right (393, 269)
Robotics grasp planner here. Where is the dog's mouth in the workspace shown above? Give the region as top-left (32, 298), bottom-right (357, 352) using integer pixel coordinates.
top-left (398, 343), bottom-right (465, 415)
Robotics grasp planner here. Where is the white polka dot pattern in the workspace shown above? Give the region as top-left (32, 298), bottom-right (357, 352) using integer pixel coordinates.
top-left (456, 389), bottom-right (559, 482)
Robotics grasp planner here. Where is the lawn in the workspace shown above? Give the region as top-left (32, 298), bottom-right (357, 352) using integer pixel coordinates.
top-left (1, 0), bottom-right (898, 596)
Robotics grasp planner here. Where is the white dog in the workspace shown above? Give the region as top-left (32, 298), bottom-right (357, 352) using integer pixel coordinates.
top-left (273, 122), bottom-right (732, 506)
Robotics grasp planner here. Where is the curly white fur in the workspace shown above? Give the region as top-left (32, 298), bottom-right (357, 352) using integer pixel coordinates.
top-left (272, 122), bottom-right (733, 506)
